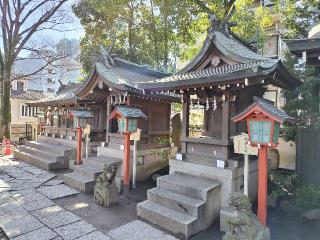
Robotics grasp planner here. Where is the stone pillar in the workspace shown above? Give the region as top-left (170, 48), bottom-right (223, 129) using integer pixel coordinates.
top-left (181, 93), bottom-right (190, 154)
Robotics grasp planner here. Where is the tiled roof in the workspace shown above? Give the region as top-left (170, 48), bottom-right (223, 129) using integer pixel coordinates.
top-left (109, 106), bottom-right (148, 119)
top-left (70, 110), bottom-right (93, 118)
top-left (141, 61), bottom-right (275, 90)
top-left (77, 48), bottom-right (178, 101)
top-left (254, 97), bottom-right (294, 123)
top-left (11, 90), bottom-right (47, 100)
top-left (232, 97), bottom-right (294, 124)
top-left (286, 38), bottom-right (320, 53)
top-left (141, 30), bottom-right (300, 91)
top-left (84, 46), bottom-right (169, 91)
top-left (94, 58), bottom-right (168, 90)
top-left (29, 83), bottom-right (83, 106)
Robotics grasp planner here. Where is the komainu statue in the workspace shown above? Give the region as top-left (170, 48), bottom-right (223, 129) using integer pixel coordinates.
top-left (223, 192), bottom-right (270, 240)
top-left (94, 163), bottom-right (118, 207)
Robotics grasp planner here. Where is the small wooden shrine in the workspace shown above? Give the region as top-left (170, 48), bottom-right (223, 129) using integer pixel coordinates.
top-left (143, 16), bottom-right (299, 167)
top-left (28, 48), bottom-right (178, 182)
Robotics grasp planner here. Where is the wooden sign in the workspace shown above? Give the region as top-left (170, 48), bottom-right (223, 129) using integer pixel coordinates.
top-left (233, 133), bottom-right (258, 156)
top-left (130, 128), bottom-right (141, 141)
top-left (83, 124), bottom-right (91, 135)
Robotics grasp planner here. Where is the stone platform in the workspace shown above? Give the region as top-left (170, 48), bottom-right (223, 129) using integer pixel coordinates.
top-left (14, 140), bottom-right (76, 171)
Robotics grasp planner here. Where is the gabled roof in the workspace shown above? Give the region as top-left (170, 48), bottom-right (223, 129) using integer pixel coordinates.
top-left (142, 23), bottom-right (300, 92)
top-left (232, 97), bottom-right (294, 124)
top-left (28, 83), bottom-right (83, 107)
top-left (70, 110), bottom-right (93, 118)
top-left (286, 38), bottom-right (320, 54)
top-left (77, 48), bottom-right (171, 99)
top-left (108, 106), bottom-right (147, 119)
top-left (11, 90), bottom-right (47, 101)
top-left (178, 31), bottom-right (274, 74)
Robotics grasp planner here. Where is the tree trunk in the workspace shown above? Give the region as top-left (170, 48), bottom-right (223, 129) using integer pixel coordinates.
top-left (163, 1), bottom-right (169, 71)
top-left (0, 71), bottom-right (11, 138)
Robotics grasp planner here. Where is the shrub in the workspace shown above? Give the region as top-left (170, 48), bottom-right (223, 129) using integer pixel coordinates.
top-left (292, 184), bottom-right (320, 211)
top-left (269, 170), bottom-right (298, 200)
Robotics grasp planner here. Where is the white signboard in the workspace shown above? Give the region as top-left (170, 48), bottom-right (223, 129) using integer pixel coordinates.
top-left (233, 133), bottom-right (258, 156)
top-left (130, 128), bottom-right (141, 141)
top-left (83, 124), bottom-right (91, 135)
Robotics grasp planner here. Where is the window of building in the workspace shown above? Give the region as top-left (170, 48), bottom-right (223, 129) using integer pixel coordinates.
top-left (21, 104), bottom-right (38, 117)
top-left (17, 81), bottom-right (24, 92)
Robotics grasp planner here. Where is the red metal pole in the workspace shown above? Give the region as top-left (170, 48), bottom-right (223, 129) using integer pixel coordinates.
top-left (76, 127), bottom-right (82, 165)
top-left (257, 145), bottom-right (268, 226)
top-left (123, 132), bottom-right (131, 196)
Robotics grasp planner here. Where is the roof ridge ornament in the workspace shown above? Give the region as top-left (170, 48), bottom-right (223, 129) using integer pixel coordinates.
top-left (98, 46), bottom-right (115, 68)
top-left (208, 13), bottom-right (237, 37)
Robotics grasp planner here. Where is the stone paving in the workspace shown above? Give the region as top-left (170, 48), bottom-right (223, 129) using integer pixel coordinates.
top-left (0, 156), bottom-right (178, 240)
top-left (0, 156), bottom-right (105, 239)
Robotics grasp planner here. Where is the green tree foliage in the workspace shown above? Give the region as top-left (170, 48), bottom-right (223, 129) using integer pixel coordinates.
top-left (282, 58), bottom-right (320, 141)
top-left (73, 0), bottom-right (276, 73)
top-left (279, 0), bottom-right (320, 39)
top-left (73, 0), bottom-right (202, 72)
top-left (279, 0), bottom-right (320, 141)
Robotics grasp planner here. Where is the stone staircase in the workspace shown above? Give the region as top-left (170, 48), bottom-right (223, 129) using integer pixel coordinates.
top-left (14, 141), bottom-right (76, 171)
top-left (137, 172), bottom-right (221, 239)
top-left (63, 155), bottom-right (122, 193)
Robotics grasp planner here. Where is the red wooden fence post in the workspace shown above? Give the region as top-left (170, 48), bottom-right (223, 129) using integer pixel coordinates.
top-left (257, 145), bottom-right (268, 226)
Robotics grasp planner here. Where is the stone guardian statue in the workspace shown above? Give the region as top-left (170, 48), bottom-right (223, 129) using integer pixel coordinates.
top-left (94, 163), bottom-right (118, 207)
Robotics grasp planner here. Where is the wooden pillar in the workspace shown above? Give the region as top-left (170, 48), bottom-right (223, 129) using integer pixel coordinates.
top-left (222, 93), bottom-right (231, 160)
top-left (257, 145), bottom-right (268, 226)
top-left (106, 100), bottom-right (111, 143)
top-left (181, 94), bottom-right (190, 154)
top-left (44, 109), bottom-right (48, 127)
top-left (147, 102), bottom-right (152, 144)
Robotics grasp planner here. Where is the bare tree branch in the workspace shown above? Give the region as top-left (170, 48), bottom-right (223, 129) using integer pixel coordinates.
top-left (0, 0), bottom-right (70, 79)
top-left (14, 0), bottom-right (68, 59)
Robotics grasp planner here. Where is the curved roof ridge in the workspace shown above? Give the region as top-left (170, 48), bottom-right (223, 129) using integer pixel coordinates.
top-left (149, 61), bottom-right (263, 84)
top-left (177, 30), bottom-right (277, 75)
top-left (113, 58), bottom-right (169, 77)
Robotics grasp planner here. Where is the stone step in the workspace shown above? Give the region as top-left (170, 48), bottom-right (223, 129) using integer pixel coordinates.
top-left (97, 146), bottom-right (124, 159)
top-left (158, 172), bottom-right (220, 201)
top-left (137, 200), bottom-right (197, 239)
top-left (83, 156), bottom-right (122, 169)
top-left (26, 141), bottom-right (72, 155)
top-left (73, 164), bottom-right (103, 179)
top-left (14, 150), bottom-right (59, 171)
top-left (147, 187), bottom-right (204, 217)
top-left (18, 146), bottom-right (62, 162)
top-left (63, 172), bottom-right (95, 194)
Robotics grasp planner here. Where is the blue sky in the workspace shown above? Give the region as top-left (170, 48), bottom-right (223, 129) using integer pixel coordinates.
top-left (34, 1), bottom-right (85, 43)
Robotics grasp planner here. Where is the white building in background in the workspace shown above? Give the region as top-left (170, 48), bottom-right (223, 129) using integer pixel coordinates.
top-left (10, 39), bottom-right (82, 142)
top-left (12, 38), bottom-right (81, 94)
